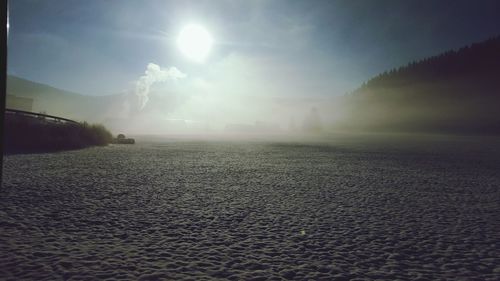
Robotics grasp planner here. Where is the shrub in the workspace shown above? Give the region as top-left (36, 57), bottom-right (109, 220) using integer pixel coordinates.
top-left (3, 114), bottom-right (114, 154)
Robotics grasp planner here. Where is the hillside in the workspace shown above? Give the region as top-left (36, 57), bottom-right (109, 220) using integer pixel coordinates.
top-left (339, 37), bottom-right (500, 135)
top-left (6, 76), bottom-right (124, 123)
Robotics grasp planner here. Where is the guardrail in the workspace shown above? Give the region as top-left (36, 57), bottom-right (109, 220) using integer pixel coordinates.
top-left (5, 108), bottom-right (80, 125)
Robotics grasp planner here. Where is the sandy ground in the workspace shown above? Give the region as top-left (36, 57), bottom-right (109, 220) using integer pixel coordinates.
top-left (1, 136), bottom-right (500, 280)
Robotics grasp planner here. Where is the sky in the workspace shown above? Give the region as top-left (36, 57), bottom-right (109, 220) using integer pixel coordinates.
top-left (8, 0), bottom-right (500, 95)
top-left (6, 0), bottom-right (500, 132)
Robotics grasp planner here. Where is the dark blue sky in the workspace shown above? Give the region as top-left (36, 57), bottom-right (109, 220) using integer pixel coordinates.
top-left (8, 0), bottom-right (500, 96)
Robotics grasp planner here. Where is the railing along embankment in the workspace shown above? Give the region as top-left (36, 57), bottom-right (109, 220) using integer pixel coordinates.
top-left (5, 108), bottom-right (80, 125)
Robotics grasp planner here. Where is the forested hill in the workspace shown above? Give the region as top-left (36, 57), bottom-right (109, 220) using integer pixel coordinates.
top-left (340, 36), bottom-right (500, 135)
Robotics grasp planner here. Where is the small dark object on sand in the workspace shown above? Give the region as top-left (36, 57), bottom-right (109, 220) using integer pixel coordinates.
top-left (113, 134), bottom-right (135, 144)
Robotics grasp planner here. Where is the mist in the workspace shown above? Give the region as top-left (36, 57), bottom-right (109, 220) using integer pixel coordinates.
top-left (103, 54), bottom-right (347, 137)
top-left (108, 87), bottom-right (342, 137)
top-left (106, 37), bottom-right (500, 138)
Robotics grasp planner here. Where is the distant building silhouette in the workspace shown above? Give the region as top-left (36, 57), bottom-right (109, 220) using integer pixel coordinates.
top-left (225, 121), bottom-right (280, 133)
top-left (302, 107), bottom-right (322, 133)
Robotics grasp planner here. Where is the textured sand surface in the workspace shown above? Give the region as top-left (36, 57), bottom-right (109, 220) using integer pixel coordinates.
top-left (1, 136), bottom-right (500, 280)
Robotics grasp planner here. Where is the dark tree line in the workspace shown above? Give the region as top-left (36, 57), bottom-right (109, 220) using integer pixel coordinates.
top-left (358, 36), bottom-right (500, 92)
top-left (339, 36), bottom-right (500, 135)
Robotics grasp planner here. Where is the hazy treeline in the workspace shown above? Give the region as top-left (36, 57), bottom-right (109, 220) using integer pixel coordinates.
top-left (337, 36), bottom-right (500, 135)
top-left (3, 114), bottom-right (113, 154)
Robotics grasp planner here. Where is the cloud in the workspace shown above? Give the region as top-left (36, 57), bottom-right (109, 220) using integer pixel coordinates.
top-left (136, 63), bottom-right (186, 109)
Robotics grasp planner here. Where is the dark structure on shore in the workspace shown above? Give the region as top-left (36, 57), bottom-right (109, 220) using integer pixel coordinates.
top-left (113, 134), bottom-right (135, 144)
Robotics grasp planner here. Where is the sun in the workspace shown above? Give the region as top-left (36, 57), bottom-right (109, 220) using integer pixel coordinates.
top-left (177, 24), bottom-right (213, 63)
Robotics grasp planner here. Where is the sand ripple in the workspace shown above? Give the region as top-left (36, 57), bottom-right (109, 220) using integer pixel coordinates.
top-left (1, 138), bottom-right (500, 280)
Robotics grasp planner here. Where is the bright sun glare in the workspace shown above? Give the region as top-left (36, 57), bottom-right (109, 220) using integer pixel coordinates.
top-left (177, 24), bottom-right (213, 63)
